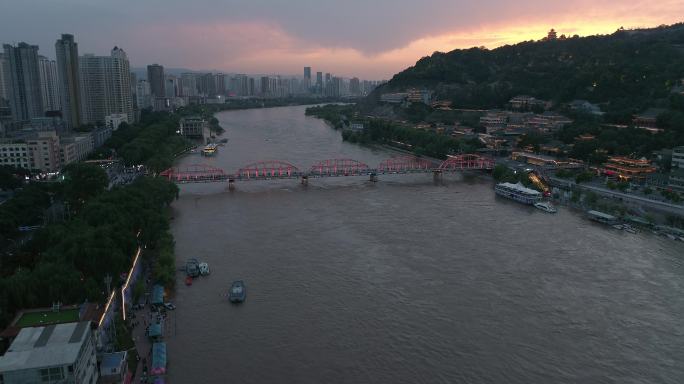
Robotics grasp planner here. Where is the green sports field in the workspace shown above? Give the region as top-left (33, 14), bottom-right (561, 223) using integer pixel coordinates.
top-left (15, 309), bottom-right (80, 327)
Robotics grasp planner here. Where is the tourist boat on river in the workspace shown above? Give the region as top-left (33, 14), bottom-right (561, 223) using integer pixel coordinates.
top-left (199, 262), bottom-right (210, 276)
top-left (186, 258), bottom-right (200, 277)
top-left (494, 182), bottom-right (542, 205)
top-left (624, 225), bottom-right (638, 234)
top-left (587, 210), bottom-right (618, 225)
top-left (229, 281), bottom-right (246, 303)
top-left (201, 143), bottom-right (218, 156)
top-left (533, 201), bottom-right (557, 213)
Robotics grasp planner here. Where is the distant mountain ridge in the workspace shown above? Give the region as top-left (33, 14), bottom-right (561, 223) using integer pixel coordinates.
top-left (370, 23), bottom-right (684, 122)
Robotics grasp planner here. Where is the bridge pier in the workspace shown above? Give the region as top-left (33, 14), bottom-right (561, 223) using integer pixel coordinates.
top-left (369, 172), bottom-right (378, 182)
top-left (228, 178), bottom-right (235, 191)
top-left (433, 170), bottom-right (443, 183)
top-left (301, 175), bottom-right (308, 186)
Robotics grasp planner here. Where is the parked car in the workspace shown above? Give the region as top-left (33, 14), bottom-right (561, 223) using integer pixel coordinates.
top-left (164, 302), bottom-right (176, 310)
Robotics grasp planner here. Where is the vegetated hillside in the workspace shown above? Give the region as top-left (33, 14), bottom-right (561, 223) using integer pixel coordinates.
top-left (370, 23), bottom-right (684, 122)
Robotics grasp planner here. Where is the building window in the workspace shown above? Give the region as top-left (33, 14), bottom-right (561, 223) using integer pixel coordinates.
top-left (40, 368), bottom-right (49, 382)
top-left (53, 367), bottom-right (64, 380)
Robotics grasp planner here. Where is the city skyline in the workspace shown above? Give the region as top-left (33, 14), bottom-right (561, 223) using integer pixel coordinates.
top-left (1, 1), bottom-right (682, 79)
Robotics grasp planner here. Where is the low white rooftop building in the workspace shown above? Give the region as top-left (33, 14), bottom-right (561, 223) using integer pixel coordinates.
top-left (0, 321), bottom-right (98, 384)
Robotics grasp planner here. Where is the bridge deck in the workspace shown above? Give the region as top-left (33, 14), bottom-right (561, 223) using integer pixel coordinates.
top-left (166, 168), bottom-right (493, 183)
top-left (160, 155), bottom-right (495, 183)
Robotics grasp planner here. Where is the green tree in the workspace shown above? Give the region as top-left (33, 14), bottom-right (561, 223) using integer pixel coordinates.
top-left (492, 165), bottom-right (511, 181)
top-left (0, 166), bottom-right (27, 190)
top-left (575, 172), bottom-right (594, 184)
top-left (585, 191), bottom-right (598, 205)
top-left (571, 190), bottom-right (582, 202)
top-left (63, 163), bottom-right (108, 208)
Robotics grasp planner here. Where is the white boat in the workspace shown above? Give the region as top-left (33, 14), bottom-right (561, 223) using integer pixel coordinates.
top-left (199, 262), bottom-right (210, 276)
top-left (201, 143), bottom-right (218, 156)
top-left (494, 182), bottom-right (542, 205)
top-left (533, 201), bottom-right (557, 213)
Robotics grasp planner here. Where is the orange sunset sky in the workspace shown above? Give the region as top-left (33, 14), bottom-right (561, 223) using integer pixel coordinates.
top-left (1, 0), bottom-right (682, 79)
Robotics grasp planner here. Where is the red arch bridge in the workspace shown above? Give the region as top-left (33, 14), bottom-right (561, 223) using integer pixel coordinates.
top-left (159, 154), bottom-right (495, 184)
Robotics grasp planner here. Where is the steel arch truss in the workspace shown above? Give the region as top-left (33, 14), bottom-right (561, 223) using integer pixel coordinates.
top-left (378, 155), bottom-right (436, 173)
top-left (309, 158), bottom-right (370, 177)
top-left (237, 160), bottom-right (301, 179)
top-left (438, 154), bottom-right (495, 171)
top-left (159, 164), bottom-right (226, 182)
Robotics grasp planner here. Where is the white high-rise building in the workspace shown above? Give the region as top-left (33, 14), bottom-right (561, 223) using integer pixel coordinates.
top-left (180, 73), bottom-right (198, 97)
top-left (79, 46), bottom-right (133, 124)
top-left (136, 79), bottom-right (152, 109)
top-left (38, 56), bottom-right (61, 112)
top-left (165, 75), bottom-right (178, 98)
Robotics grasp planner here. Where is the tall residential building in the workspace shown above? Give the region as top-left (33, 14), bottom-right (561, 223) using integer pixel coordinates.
top-left (323, 74), bottom-right (333, 97)
top-left (215, 73), bottom-right (226, 96)
top-left (349, 77), bottom-right (360, 95)
top-left (260, 76), bottom-right (270, 96)
top-left (236, 75), bottom-right (249, 96)
top-left (136, 79), bottom-right (152, 109)
top-left (55, 34), bottom-right (83, 129)
top-left (0, 53), bottom-right (8, 103)
top-left (38, 56), bottom-right (61, 112)
top-left (79, 46), bottom-right (133, 124)
top-left (130, 72), bottom-right (137, 109)
top-left (331, 77), bottom-right (342, 97)
top-left (3, 42), bottom-right (43, 122)
top-left (248, 77), bottom-right (255, 96)
top-left (269, 77), bottom-right (278, 97)
top-left (198, 73), bottom-right (216, 97)
top-left (303, 67), bottom-right (312, 92)
top-left (316, 71), bottom-right (323, 93)
top-left (165, 75), bottom-right (178, 98)
top-left (180, 73), bottom-right (198, 97)
top-left (231, 74), bottom-right (250, 96)
top-left (146, 64), bottom-right (165, 97)
top-left (109, 47), bottom-right (133, 122)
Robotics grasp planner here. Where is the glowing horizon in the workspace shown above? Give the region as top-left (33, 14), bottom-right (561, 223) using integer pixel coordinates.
top-left (1, 1), bottom-right (682, 79)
